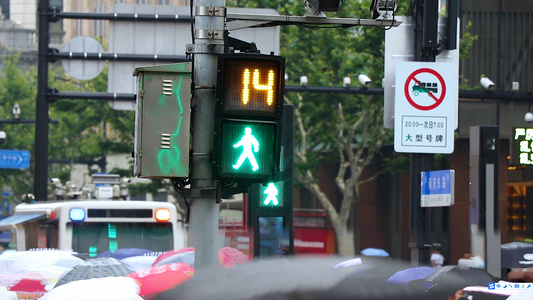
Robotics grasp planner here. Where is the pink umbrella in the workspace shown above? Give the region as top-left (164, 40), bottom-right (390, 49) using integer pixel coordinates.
top-left (218, 247), bottom-right (249, 268)
top-left (127, 262), bottom-right (194, 296)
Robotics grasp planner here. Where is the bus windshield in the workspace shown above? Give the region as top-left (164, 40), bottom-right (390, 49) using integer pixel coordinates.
top-left (70, 222), bottom-right (173, 256)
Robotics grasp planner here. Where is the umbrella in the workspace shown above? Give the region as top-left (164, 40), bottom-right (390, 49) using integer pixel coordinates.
top-left (152, 247), bottom-right (195, 267)
top-left (153, 249), bottom-right (195, 267)
top-left (0, 249), bottom-right (81, 270)
top-left (1, 266), bottom-right (69, 291)
top-left (158, 255), bottom-right (425, 300)
top-left (54, 257), bottom-right (133, 288)
top-left (501, 241), bottom-right (533, 269)
top-left (0, 286), bottom-right (17, 300)
top-left (360, 248), bottom-right (390, 257)
top-left (386, 267), bottom-right (435, 285)
top-left (424, 265), bottom-right (495, 298)
top-left (218, 247), bottom-right (249, 268)
top-left (6, 274), bottom-right (49, 300)
top-left (40, 276), bottom-right (142, 300)
top-left (126, 262), bottom-right (194, 296)
top-left (333, 258), bottom-right (363, 269)
top-left (463, 281), bottom-right (526, 299)
top-left (0, 267), bottom-right (27, 288)
top-left (96, 248), bottom-right (152, 260)
top-left (121, 256), bottom-right (157, 271)
top-left (8, 276), bottom-right (47, 293)
top-left (507, 289), bottom-right (533, 300)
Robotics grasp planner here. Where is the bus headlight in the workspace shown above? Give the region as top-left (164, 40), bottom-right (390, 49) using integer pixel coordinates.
top-left (69, 208), bottom-right (86, 221)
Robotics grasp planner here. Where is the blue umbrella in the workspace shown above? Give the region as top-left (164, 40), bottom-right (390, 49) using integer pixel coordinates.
top-left (386, 267), bottom-right (435, 285)
top-left (360, 247), bottom-right (390, 257)
top-left (96, 248), bottom-right (152, 260)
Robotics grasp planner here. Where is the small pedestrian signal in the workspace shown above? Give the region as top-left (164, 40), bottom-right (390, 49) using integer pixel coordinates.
top-left (259, 181), bottom-right (283, 207)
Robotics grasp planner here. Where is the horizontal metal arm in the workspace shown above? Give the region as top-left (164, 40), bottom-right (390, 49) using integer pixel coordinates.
top-left (51, 11), bottom-right (193, 22)
top-left (49, 49), bottom-right (189, 62)
top-left (50, 92), bottom-right (136, 101)
top-left (226, 13), bottom-right (402, 30)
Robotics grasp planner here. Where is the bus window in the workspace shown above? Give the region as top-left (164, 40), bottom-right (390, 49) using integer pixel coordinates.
top-left (70, 222), bottom-right (173, 256)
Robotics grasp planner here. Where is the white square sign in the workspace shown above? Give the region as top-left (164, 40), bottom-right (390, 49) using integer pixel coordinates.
top-left (394, 62), bottom-right (458, 154)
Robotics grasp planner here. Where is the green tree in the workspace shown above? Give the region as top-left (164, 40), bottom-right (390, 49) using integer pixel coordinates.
top-left (228, 0), bottom-right (475, 256)
top-left (226, 0), bottom-right (403, 255)
top-left (0, 53), bottom-right (37, 214)
top-left (0, 53), bottom-right (134, 212)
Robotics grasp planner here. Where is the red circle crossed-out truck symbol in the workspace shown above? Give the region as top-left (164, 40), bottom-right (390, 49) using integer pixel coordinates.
top-left (404, 68), bottom-right (446, 111)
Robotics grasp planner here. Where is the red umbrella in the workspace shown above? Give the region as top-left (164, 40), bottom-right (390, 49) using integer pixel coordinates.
top-left (127, 263), bottom-right (194, 296)
top-left (152, 247), bottom-right (195, 267)
top-left (9, 278), bottom-right (47, 293)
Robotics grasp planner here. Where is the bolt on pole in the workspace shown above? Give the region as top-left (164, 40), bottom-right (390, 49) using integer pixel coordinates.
top-left (188, 0), bottom-right (226, 267)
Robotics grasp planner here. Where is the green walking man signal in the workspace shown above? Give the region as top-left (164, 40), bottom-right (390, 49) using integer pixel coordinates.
top-left (233, 127), bottom-right (260, 171)
top-left (262, 182), bottom-right (279, 206)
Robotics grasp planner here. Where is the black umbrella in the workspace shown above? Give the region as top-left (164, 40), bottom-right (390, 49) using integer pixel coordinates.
top-left (158, 255), bottom-right (429, 300)
top-left (54, 257), bottom-right (133, 288)
top-left (501, 241), bottom-right (533, 269)
top-left (424, 265), bottom-right (495, 298)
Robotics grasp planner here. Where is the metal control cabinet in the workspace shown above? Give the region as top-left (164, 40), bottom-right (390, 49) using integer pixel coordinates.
top-left (133, 63), bottom-right (192, 178)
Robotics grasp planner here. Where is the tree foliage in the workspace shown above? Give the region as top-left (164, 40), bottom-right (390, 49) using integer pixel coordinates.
top-left (226, 0), bottom-right (475, 255)
top-left (226, 0), bottom-right (407, 255)
top-left (0, 53), bottom-right (134, 211)
top-left (0, 54), bottom-right (37, 211)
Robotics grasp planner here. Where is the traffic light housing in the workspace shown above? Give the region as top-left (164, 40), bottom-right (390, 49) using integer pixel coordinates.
top-left (213, 53), bottom-right (285, 183)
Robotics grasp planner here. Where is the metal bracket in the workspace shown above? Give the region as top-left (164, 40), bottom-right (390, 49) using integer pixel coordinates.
top-left (47, 48), bottom-right (60, 63)
top-left (46, 88), bottom-right (59, 103)
top-left (195, 29), bottom-right (225, 41)
top-left (188, 179), bottom-right (218, 199)
top-left (186, 43), bottom-right (224, 55)
top-left (196, 6), bottom-right (226, 17)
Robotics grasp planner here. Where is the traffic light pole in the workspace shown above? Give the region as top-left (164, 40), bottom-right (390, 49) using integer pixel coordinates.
top-left (34, 0), bottom-right (51, 200)
top-left (188, 0), bottom-right (225, 267)
top-left (409, 0), bottom-right (439, 267)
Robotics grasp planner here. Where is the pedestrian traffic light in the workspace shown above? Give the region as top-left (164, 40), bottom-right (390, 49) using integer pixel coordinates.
top-left (213, 53), bottom-right (285, 183)
top-left (248, 179), bottom-right (293, 257)
top-left (259, 181), bottom-right (284, 207)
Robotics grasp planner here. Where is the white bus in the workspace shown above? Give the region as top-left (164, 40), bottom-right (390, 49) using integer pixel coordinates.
top-left (0, 200), bottom-right (186, 256)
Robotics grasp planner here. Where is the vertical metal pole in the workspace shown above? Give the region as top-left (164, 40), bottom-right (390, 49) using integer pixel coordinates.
top-left (469, 126), bottom-right (500, 278)
top-left (189, 0), bottom-right (225, 267)
top-left (34, 0), bottom-right (50, 200)
top-left (409, 0), bottom-right (438, 266)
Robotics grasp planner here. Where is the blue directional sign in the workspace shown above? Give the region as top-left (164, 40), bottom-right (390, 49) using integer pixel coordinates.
top-left (0, 150), bottom-right (30, 169)
top-left (421, 169), bottom-right (454, 207)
